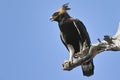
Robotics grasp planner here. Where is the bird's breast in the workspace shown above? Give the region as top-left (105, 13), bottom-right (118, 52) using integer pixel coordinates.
top-left (59, 22), bottom-right (80, 44)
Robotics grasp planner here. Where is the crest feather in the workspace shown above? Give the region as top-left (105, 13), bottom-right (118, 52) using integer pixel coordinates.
top-left (62, 3), bottom-right (71, 10)
top-left (58, 3), bottom-right (71, 14)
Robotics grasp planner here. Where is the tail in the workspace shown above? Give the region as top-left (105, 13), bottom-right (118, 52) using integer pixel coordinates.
top-left (81, 59), bottom-right (94, 77)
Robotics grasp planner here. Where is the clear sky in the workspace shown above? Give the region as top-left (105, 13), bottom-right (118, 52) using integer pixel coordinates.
top-left (1, 0), bottom-right (120, 80)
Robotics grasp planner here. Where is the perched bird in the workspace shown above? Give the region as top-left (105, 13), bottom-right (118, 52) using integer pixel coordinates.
top-left (50, 3), bottom-right (94, 77)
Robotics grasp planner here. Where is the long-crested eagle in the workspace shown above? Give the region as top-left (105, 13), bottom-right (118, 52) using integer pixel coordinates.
top-left (50, 3), bottom-right (94, 77)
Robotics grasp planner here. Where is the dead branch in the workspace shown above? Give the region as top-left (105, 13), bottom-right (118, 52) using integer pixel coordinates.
top-left (63, 23), bottom-right (120, 71)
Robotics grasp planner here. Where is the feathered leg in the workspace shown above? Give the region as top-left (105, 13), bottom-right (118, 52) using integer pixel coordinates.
top-left (64, 44), bottom-right (75, 64)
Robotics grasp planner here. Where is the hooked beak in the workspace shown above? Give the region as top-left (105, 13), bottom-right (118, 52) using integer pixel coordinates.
top-left (49, 17), bottom-right (54, 22)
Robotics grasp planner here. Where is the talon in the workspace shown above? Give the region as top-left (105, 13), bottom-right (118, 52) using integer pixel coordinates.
top-left (64, 60), bottom-right (69, 63)
top-left (64, 60), bottom-right (73, 65)
top-left (68, 60), bottom-right (73, 65)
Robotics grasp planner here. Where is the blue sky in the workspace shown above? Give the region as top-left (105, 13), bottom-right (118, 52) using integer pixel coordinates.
top-left (0, 0), bottom-right (120, 80)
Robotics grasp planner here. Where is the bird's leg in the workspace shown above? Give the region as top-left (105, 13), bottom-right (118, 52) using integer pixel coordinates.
top-left (69, 50), bottom-right (74, 64)
top-left (64, 44), bottom-right (75, 64)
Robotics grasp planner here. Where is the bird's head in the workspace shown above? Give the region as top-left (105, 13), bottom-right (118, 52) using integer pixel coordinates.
top-left (50, 3), bottom-right (71, 22)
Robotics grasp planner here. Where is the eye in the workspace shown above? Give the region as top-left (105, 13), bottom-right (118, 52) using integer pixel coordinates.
top-left (53, 12), bottom-right (59, 16)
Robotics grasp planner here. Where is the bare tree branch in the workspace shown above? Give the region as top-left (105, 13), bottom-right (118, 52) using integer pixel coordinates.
top-left (63, 23), bottom-right (120, 71)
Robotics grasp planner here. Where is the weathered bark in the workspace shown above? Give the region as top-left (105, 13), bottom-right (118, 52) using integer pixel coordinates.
top-left (63, 23), bottom-right (120, 70)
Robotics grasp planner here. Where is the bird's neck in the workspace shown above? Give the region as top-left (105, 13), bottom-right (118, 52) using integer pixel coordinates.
top-left (58, 13), bottom-right (71, 25)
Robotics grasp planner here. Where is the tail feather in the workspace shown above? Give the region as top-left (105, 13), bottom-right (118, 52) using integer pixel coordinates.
top-left (81, 60), bottom-right (94, 77)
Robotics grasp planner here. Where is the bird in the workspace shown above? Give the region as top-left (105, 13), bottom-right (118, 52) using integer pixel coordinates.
top-left (50, 3), bottom-right (94, 77)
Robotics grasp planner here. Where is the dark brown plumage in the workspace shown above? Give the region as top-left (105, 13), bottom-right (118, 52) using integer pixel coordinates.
top-left (50, 3), bottom-right (94, 77)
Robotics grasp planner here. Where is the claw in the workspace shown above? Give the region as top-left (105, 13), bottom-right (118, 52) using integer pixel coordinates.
top-left (64, 60), bottom-right (69, 63)
top-left (64, 60), bottom-right (73, 65)
top-left (69, 60), bottom-right (73, 64)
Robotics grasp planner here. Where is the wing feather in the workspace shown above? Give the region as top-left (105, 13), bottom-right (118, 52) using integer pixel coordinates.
top-left (73, 19), bottom-right (91, 46)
